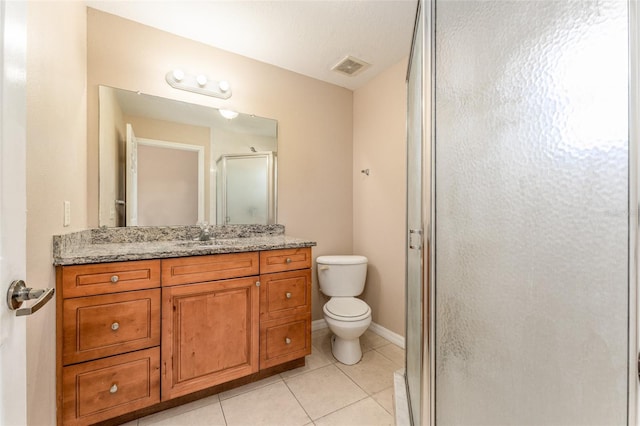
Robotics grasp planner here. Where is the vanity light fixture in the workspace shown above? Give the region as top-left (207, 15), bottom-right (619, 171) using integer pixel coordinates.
top-left (219, 109), bottom-right (239, 120)
top-left (165, 69), bottom-right (232, 99)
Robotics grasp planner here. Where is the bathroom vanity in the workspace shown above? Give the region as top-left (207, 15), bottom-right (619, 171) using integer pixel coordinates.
top-left (53, 225), bottom-right (315, 425)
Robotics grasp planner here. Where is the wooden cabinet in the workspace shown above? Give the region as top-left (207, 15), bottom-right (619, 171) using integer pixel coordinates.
top-left (57, 260), bottom-right (162, 426)
top-left (259, 249), bottom-right (312, 369)
top-left (161, 276), bottom-right (259, 400)
top-left (57, 247), bottom-right (312, 425)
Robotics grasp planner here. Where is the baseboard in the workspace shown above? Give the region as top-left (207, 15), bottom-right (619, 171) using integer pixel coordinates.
top-left (368, 322), bottom-right (405, 349)
top-left (312, 318), bottom-right (406, 349)
top-left (312, 318), bottom-right (328, 331)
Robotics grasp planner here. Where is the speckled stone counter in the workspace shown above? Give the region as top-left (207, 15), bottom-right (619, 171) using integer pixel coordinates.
top-left (53, 225), bottom-right (316, 266)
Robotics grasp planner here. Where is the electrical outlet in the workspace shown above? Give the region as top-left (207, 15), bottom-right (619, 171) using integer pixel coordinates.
top-left (64, 201), bottom-right (71, 227)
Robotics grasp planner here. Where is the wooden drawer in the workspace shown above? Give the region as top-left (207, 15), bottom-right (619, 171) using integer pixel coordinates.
top-left (61, 347), bottom-right (160, 426)
top-left (260, 269), bottom-right (311, 321)
top-left (63, 289), bottom-right (160, 365)
top-left (59, 260), bottom-right (160, 298)
top-left (259, 247), bottom-right (311, 274)
top-left (260, 315), bottom-right (311, 369)
top-left (161, 252), bottom-right (259, 286)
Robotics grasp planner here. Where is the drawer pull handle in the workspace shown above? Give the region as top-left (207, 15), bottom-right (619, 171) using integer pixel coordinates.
top-left (256, 281), bottom-right (261, 287)
top-left (109, 384), bottom-right (118, 394)
top-left (285, 337), bottom-right (292, 345)
top-left (111, 322), bottom-right (120, 331)
top-left (110, 275), bottom-right (119, 283)
top-left (285, 292), bottom-right (292, 299)
top-left (285, 258), bottom-right (292, 264)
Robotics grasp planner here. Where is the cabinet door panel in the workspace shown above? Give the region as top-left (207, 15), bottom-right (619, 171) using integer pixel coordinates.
top-left (61, 260), bottom-right (160, 298)
top-left (260, 315), bottom-right (311, 369)
top-left (63, 289), bottom-right (160, 365)
top-left (259, 248), bottom-right (311, 274)
top-left (161, 252), bottom-right (259, 286)
top-left (62, 347), bottom-right (160, 426)
top-left (162, 277), bottom-right (259, 400)
top-left (260, 269), bottom-right (311, 321)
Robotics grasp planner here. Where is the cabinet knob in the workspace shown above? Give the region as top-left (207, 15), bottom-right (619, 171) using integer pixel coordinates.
top-left (285, 292), bottom-right (292, 299)
top-left (255, 281), bottom-right (261, 287)
top-left (111, 322), bottom-right (120, 331)
top-left (109, 384), bottom-right (118, 394)
top-left (285, 258), bottom-right (292, 264)
top-left (110, 275), bottom-right (119, 283)
top-left (285, 337), bottom-right (291, 345)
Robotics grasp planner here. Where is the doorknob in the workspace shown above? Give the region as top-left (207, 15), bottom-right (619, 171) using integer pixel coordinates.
top-left (6, 280), bottom-right (55, 316)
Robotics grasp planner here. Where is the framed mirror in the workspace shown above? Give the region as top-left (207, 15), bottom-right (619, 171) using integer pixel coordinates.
top-left (98, 86), bottom-right (278, 227)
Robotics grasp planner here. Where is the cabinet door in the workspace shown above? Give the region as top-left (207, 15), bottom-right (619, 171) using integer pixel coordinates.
top-left (161, 277), bottom-right (259, 400)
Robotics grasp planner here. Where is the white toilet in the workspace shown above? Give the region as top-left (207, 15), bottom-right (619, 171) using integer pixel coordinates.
top-left (317, 255), bottom-right (371, 365)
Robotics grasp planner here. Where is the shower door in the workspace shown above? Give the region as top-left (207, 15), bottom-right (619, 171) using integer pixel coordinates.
top-left (407, 0), bottom-right (638, 424)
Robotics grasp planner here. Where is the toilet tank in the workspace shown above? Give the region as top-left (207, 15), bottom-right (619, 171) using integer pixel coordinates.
top-left (316, 255), bottom-right (368, 297)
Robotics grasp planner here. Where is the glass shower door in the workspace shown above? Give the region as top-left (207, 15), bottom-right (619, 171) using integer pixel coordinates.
top-left (431, 1), bottom-right (632, 424)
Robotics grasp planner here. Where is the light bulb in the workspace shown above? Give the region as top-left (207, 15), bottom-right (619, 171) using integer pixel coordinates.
top-left (218, 80), bottom-right (230, 92)
top-left (196, 74), bottom-right (208, 87)
top-left (219, 109), bottom-right (239, 120)
top-left (172, 69), bottom-right (185, 82)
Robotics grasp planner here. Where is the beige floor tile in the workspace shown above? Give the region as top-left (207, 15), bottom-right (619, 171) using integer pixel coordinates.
top-left (375, 343), bottom-right (405, 367)
top-left (221, 381), bottom-right (310, 426)
top-left (360, 330), bottom-right (390, 351)
top-left (372, 386), bottom-right (395, 415)
top-left (119, 421), bottom-right (138, 426)
top-left (280, 345), bottom-right (333, 379)
top-left (336, 350), bottom-right (397, 395)
top-left (314, 397), bottom-right (394, 426)
top-left (138, 396), bottom-right (225, 426)
top-left (218, 373), bottom-right (282, 400)
top-left (284, 364), bottom-right (367, 420)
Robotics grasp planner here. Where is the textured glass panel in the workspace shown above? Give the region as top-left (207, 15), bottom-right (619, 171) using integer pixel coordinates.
top-left (406, 4), bottom-right (424, 424)
top-left (434, 1), bottom-right (629, 425)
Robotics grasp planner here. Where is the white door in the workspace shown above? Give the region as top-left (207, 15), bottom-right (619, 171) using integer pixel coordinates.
top-left (126, 123), bottom-right (138, 226)
top-left (0, 0), bottom-right (28, 424)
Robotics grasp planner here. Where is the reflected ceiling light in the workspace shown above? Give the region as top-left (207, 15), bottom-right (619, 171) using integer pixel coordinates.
top-left (219, 109), bottom-right (239, 120)
top-left (165, 69), bottom-right (232, 99)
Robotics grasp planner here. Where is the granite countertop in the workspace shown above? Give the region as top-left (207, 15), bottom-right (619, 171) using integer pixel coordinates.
top-left (53, 225), bottom-right (316, 266)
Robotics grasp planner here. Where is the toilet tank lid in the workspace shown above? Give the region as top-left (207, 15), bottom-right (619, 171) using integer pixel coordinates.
top-left (316, 255), bottom-right (368, 265)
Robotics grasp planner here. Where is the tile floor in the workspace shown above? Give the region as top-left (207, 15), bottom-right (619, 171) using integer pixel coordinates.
top-left (122, 328), bottom-right (404, 426)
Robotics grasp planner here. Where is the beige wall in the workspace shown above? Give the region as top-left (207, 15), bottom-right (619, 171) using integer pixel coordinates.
top-left (26, 1), bottom-right (88, 424)
top-left (87, 9), bottom-right (354, 321)
top-left (353, 58), bottom-right (408, 337)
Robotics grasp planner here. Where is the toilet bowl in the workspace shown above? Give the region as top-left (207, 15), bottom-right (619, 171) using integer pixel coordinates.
top-left (317, 255), bottom-right (371, 365)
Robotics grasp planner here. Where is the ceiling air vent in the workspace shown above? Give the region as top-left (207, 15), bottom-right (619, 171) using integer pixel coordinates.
top-left (331, 56), bottom-right (370, 77)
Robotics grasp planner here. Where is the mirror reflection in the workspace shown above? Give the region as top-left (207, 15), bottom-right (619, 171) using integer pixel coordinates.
top-left (98, 86), bottom-right (278, 227)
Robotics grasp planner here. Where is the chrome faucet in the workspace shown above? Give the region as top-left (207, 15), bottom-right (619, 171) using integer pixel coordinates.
top-left (198, 222), bottom-right (211, 241)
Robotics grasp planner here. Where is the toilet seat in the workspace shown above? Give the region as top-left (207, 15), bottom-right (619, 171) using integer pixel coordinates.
top-left (323, 297), bottom-right (371, 322)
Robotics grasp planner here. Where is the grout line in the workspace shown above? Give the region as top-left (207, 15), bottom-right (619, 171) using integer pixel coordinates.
top-left (281, 378), bottom-right (314, 425)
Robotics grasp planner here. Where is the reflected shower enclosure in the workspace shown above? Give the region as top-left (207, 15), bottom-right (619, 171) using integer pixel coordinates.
top-left (216, 152), bottom-right (277, 225)
top-left (405, 0), bottom-right (637, 425)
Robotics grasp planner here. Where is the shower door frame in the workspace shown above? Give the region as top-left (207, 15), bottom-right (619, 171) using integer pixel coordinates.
top-left (408, 0), bottom-right (640, 424)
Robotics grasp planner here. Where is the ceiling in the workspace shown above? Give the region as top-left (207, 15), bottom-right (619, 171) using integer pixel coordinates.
top-left (84, 0), bottom-right (418, 90)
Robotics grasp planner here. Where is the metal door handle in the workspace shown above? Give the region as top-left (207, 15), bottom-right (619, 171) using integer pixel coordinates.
top-left (6, 280), bottom-right (55, 316)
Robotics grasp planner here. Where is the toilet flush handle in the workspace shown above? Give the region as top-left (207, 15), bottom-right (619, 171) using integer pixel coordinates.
top-left (318, 265), bottom-right (329, 271)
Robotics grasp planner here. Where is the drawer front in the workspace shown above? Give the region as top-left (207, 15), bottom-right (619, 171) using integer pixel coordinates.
top-left (259, 248), bottom-right (311, 274)
top-left (161, 252), bottom-right (259, 286)
top-left (62, 347), bottom-right (160, 426)
top-left (260, 315), bottom-right (311, 369)
top-left (60, 260), bottom-right (160, 298)
top-left (63, 289), bottom-right (160, 365)
top-left (260, 269), bottom-right (311, 320)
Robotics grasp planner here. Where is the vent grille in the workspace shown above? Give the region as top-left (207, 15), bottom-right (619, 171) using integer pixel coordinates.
top-left (332, 56), bottom-right (370, 77)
